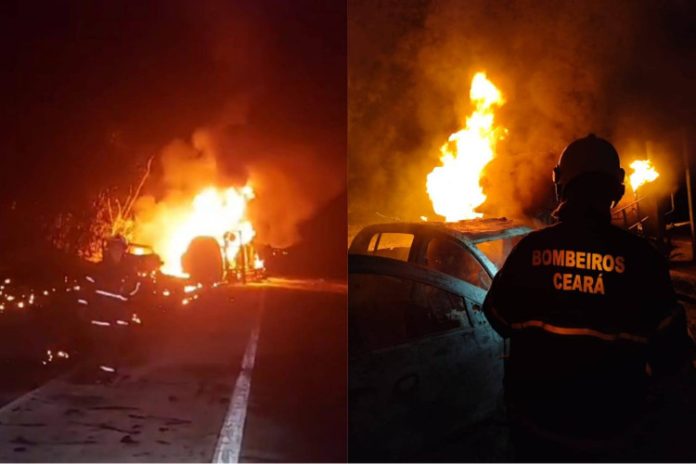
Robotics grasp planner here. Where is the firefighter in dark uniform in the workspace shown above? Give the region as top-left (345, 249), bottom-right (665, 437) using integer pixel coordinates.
top-left (76, 235), bottom-right (141, 380)
top-left (482, 134), bottom-right (694, 460)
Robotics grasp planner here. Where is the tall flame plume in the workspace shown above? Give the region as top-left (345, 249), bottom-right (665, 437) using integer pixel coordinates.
top-left (426, 72), bottom-right (506, 222)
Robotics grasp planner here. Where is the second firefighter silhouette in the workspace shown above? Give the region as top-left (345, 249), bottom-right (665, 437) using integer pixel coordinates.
top-left (483, 134), bottom-right (693, 459)
top-left (76, 235), bottom-right (142, 378)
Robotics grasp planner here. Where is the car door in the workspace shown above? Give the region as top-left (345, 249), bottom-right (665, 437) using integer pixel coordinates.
top-left (349, 230), bottom-right (424, 459)
top-left (411, 236), bottom-right (503, 445)
top-left (349, 242), bottom-right (504, 460)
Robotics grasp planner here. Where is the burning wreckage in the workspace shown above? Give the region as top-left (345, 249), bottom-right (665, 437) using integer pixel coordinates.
top-left (81, 185), bottom-right (267, 314)
top-left (125, 184), bottom-right (266, 286)
top-left (83, 185), bottom-right (267, 316)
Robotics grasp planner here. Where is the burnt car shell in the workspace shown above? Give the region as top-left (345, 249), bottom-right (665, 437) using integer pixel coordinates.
top-left (349, 218), bottom-right (531, 460)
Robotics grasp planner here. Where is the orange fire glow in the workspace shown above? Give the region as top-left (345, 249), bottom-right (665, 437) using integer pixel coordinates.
top-left (426, 72), bottom-right (506, 222)
top-left (629, 159), bottom-right (659, 192)
top-left (135, 185), bottom-right (262, 277)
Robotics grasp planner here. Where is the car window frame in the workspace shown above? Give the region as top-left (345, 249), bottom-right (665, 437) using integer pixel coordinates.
top-left (412, 233), bottom-right (494, 291)
top-left (370, 231), bottom-right (416, 262)
top-left (349, 254), bottom-right (490, 355)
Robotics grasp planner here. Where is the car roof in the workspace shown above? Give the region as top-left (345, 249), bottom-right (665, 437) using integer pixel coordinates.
top-left (351, 217), bottom-right (531, 246)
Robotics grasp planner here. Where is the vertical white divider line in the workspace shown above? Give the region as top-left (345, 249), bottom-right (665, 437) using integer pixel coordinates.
top-left (213, 290), bottom-right (265, 463)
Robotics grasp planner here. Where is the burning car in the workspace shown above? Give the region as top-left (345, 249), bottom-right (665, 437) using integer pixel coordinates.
top-left (348, 217), bottom-right (531, 460)
top-left (181, 235), bottom-right (265, 285)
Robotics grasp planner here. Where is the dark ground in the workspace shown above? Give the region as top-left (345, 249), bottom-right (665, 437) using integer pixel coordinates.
top-left (0, 278), bottom-right (346, 462)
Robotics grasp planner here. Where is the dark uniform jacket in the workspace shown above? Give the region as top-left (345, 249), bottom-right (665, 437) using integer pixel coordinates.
top-left (78, 260), bottom-right (140, 327)
top-left (483, 207), bottom-right (692, 439)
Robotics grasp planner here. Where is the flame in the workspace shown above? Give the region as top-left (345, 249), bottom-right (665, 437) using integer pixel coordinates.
top-left (629, 160), bottom-right (659, 192)
top-left (426, 72), bottom-right (506, 222)
top-left (136, 185), bottom-right (257, 276)
top-left (129, 245), bottom-right (149, 256)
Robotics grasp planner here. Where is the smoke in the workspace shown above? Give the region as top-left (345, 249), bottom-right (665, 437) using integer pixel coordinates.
top-left (128, 0), bottom-right (345, 251)
top-left (349, 0), bottom-right (696, 224)
top-left (131, 111), bottom-right (344, 250)
top-left (246, 151), bottom-right (344, 248)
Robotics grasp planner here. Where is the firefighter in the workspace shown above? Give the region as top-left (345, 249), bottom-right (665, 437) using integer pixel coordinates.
top-left (482, 134), bottom-right (694, 460)
top-left (76, 235), bottom-right (141, 381)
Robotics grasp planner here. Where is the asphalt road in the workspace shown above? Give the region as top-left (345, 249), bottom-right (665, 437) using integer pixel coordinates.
top-left (0, 278), bottom-right (347, 462)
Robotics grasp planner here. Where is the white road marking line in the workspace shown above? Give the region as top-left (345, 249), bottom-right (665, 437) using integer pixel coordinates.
top-left (213, 291), bottom-right (265, 463)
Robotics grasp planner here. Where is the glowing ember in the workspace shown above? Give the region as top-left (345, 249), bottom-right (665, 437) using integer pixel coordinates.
top-left (426, 72), bottom-right (506, 222)
top-left (629, 159), bottom-right (659, 192)
top-left (135, 185), bottom-right (257, 276)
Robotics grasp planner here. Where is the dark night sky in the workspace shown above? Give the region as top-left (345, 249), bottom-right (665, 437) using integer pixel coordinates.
top-left (0, 0), bottom-right (346, 268)
top-left (0, 0), bottom-right (345, 203)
